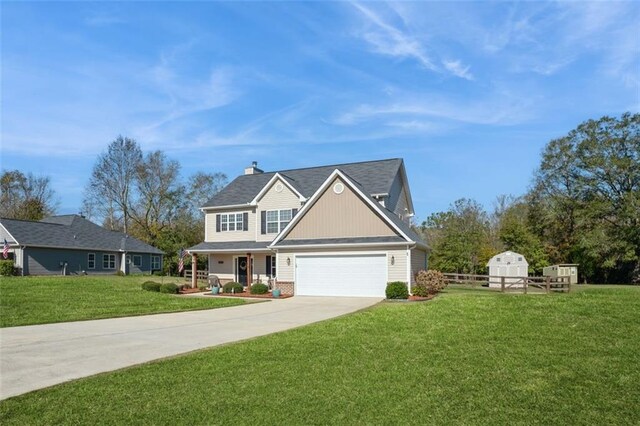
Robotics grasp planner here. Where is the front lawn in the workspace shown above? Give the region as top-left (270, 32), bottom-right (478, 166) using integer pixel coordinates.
top-left (0, 276), bottom-right (245, 327)
top-left (1, 286), bottom-right (638, 424)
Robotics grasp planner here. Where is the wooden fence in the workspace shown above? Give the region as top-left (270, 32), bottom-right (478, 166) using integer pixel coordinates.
top-left (443, 273), bottom-right (571, 294)
top-left (184, 269), bottom-right (209, 284)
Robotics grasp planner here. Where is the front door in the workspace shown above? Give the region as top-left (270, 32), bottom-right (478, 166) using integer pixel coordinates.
top-left (236, 256), bottom-right (248, 286)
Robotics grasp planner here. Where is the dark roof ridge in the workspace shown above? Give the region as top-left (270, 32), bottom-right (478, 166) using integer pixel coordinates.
top-left (269, 157), bottom-right (401, 175)
top-left (1, 217), bottom-right (66, 226)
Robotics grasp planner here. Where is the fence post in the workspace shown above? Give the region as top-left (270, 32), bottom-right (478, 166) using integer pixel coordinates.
top-left (501, 276), bottom-right (505, 293)
top-left (546, 276), bottom-right (551, 294)
top-left (566, 276), bottom-right (571, 293)
top-left (524, 277), bottom-right (528, 294)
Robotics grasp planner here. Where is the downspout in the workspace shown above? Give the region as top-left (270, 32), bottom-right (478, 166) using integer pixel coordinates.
top-left (20, 246), bottom-right (26, 276)
top-left (406, 245), bottom-right (411, 295)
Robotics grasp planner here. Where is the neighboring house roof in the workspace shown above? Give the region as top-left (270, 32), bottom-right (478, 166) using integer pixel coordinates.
top-left (203, 158), bottom-right (404, 208)
top-left (0, 215), bottom-right (163, 254)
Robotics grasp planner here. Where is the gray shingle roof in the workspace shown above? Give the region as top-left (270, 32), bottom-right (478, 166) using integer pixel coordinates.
top-left (1, 215), bottom-right (163, 254)
top-left (188, 241), bottom-right (270, 251)
top-left (203, 158), bottom-right (403, 208)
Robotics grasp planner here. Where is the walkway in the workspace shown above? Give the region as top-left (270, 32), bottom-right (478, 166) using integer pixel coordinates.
top-left (0, 296), bottom-right (380, 399)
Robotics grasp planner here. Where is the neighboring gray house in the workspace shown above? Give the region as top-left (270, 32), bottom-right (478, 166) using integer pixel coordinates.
top-left (188, 158), bottom-right (429, 297)
top-left (487, 251), bottom-right (529, 288)
top-left (0, 215), bottom-right (163, 276)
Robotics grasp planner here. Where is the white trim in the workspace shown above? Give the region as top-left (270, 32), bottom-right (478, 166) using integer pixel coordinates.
top-left (201, 204), bottom-right (252, 212)
top-left (406, 247), bottom-right (411, 294)
top-left (249, 173), bottom-right (306, 205)
top-left (271, 169), bottom-right (413, 246)
top-left (87, 253), bottom-right (96, 269)
top-left (188, 248), bottom-right (272, 254)
top-left (270, 242), bottom-right (413, 250)
top-left (0, 223), bottom-right (19, 245)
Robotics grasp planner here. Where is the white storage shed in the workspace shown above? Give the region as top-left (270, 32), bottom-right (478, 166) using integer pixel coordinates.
top-left (487, 251), bottom-right (529, 288)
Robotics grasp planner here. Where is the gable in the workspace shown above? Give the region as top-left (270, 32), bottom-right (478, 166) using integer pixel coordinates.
top-left (281, 177), bottom-right (399, 241)
top-left (257, 178), bottom-right (301, 211)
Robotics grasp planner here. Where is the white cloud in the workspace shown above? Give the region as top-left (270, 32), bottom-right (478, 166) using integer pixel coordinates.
top-left (442, 59), bottom-right (474, 80)
top-left (350, 2), bottom-right (472, 80)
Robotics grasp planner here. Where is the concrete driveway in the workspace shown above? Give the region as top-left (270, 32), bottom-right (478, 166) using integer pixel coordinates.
top-left (0, 296), bottom-right (379, 400)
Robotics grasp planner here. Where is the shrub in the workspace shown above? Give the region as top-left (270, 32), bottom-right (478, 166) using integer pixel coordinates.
top-left (223, 282), bottom-right (244, 294)
top-left (198, 284), bottom-right (208, 291)
top-left (414, 270), bottom-right (447, 295)
top-left (0, 260), bottom-right (15, 277)
top-left (250, 283), bottom-right (269, 295)
top-left (141, 281), bottom-right (161, 292)
top-left (159, 283), bottom-right (179, 294)
top-left (386, 281), bottom-right (409, 299)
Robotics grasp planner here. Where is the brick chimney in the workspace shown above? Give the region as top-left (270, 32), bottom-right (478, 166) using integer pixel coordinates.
top-left (244, 161), bottom-right (263, 175)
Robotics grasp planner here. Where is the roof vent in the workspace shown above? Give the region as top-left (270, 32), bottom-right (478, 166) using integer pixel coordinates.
top-left (244, 161), bottom-right (263, 175)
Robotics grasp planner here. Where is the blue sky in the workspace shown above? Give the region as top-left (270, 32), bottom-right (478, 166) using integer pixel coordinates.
top-left (1, 1), bottom-right (638, 222)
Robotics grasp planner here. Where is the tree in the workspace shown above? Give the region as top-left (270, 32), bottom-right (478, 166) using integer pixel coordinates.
top-left (0, 170), bottom-right (57, 220)
top-left (422, 199), bottom-right (495, 274)
top-left (495, 197), bottom-right (549, 275)
top-left (84, 136), bottom-right (143, 234)
top-left (530, 113), bottom-right (640, 283)
top-left (129, 150), bottom-right (183, 245)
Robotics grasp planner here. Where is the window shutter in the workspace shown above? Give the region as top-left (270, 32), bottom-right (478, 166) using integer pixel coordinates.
top-left (266, 256), bottom-right (271, 276)
top-left (216, 214), bottom-right (221, 232)
top-left (261, 211), bottom-right (266, 234)
top-left (292, 208), bottom-right (298, 217)
top-left (243, 213), bottom-right (248, 231)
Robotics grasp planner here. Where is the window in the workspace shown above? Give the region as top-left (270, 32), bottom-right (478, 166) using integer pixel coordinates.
top-left (87, 253), bottom-right (95, 269)
top-left (133, 255), bottom-right (142, 267)
top-left (518, 257), bottom-right (523, 262)
top-left (220, 213), bottom-right (244, 231)
top-left (496, 257), bottom-right (501, 262)
top-left (151, 256), bottom-right (160, 270)
top-left (266, 209), bottom-right (292, 233)
top-left (571, 268), bottom-right (576, 275)
top-left (266, 255), bottom-right (276, 278)
top-left (103, 254), bottom-right (116, 269)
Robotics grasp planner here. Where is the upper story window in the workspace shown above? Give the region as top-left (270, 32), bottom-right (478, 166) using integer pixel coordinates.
top-left (262, 209), bottom-right (298, 234)
top-left (218, 213), bottom-right (246, 232)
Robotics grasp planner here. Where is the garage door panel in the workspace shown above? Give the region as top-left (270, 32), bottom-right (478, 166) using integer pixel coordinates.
top-left (295, 254), bottom-right (387, 297)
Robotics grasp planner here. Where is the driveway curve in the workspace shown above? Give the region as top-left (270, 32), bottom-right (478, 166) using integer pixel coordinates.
top-left (0, 296), bottom-right (380, 400)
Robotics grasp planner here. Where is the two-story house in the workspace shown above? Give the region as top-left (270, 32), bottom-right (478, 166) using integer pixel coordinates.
top-left (187, 158), bottom-right (428, 297)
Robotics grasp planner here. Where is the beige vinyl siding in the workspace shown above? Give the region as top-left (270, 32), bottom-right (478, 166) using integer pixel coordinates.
top-left (256, 179), bottom-right (302, 242)
top-left (387, 248), bottom-right (409, 283)
top-left (410, 249), bottom-right (427, 285)
top-left (277, 251), bottom-right (295, 282)
top-left (204, 208), bottom-right (256, 243)
top-left (284, 177), bottom-right (398, 241)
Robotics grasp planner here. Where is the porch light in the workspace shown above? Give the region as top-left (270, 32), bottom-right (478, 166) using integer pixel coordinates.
top-left (286, 257), bottom-right (291, 266)
top-left (391, 256), bottom-right (395, 265)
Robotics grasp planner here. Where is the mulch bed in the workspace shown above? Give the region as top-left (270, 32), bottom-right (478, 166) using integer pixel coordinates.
top-left (205, 291), bottom-right (293, 299)
top-left (179, 287), bottom-right (207, 294)
top-left (386, 294), bottom-right (437, 302)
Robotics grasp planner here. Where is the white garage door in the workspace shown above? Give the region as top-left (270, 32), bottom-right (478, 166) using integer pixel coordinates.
top-left (295, 254), bottom-right (387, 297)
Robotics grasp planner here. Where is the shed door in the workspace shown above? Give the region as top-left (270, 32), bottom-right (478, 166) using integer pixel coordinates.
top-left (295, 254), bottom-right (387, 297)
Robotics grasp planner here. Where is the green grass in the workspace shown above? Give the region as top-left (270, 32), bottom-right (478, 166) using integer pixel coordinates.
top-left (2, 287), bottom-right (639, 425)
top-left (0, 275), bottom-right (244, 327)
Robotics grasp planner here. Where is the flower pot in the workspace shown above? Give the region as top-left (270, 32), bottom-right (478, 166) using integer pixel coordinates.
top-left (272, 289), bottom-right (281, 298)
top-left (211, 287), bottom-right (219, 295)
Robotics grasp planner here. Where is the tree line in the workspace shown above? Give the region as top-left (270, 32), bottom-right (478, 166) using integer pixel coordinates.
top-left (420, 113), bottom-right (639, 284)
top-left (1, 113), bottom-right (638, 282)
top-left (1, 136), bottom-right (227, 274)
